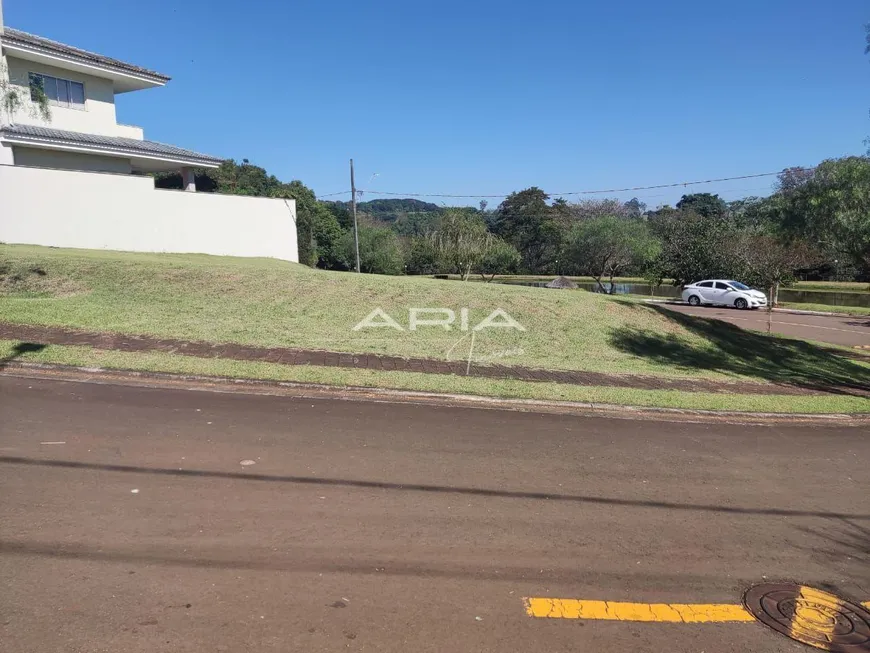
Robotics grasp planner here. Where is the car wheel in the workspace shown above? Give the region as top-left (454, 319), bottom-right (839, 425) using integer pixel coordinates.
top-left (687, 295), bottom-right (701, 307)
top-left (734, 298), bottom-right (748, 310)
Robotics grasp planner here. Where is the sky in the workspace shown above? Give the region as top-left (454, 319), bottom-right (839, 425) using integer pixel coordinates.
top-left (5, 0), bottom-right (870, 207)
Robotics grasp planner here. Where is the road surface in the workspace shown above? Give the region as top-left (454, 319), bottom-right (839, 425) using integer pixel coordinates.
top-left (662, 303), bottom-right (870, 348)
top-left (1, 374), bottom-right (869, 652)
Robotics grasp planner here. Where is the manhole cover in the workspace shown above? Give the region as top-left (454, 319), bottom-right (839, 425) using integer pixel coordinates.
top-left (744, 583), bottom-right (870, 652)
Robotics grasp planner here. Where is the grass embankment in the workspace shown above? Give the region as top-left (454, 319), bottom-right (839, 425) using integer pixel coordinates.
top-left (1, 245), bottom-right (868, 413)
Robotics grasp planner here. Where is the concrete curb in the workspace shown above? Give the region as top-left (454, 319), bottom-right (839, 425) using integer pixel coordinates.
top-left (2, 361), bottom-right (868, 427)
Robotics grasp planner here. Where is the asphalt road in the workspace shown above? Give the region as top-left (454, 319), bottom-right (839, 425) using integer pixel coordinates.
top-left (661, 303), bottom-right (870, 348)
top-left (2, 375), bottom-right (869, 653)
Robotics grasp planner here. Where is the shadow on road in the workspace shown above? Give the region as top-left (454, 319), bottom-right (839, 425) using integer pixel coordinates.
top-left (794, 518), bottom-right (870, 591)
top-left (0, 538), bottom-right (724, 585)
top-left (608, 304), bottom-right (870, 396)
top-left (0, 342), bottom-right (46, 370)
top-left (2, 455), bottom-right (869, 521)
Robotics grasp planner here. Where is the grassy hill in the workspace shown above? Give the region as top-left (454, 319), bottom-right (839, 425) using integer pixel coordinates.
top-left (1, 245), bottom-right (868, 413)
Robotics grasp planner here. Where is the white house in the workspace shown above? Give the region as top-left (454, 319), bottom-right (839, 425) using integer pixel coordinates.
top-left (0, 8), bottom-right (298, 262)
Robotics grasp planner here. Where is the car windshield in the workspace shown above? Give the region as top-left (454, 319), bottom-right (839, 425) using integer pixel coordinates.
top-left (728, 281), bottom-right (751, 290)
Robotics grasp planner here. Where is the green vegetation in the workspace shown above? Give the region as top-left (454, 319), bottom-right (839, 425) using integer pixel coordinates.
top-left (2, 246), bottom-right (868, 402)
top-left (779, 303), bottom-right (870, 316)
top-left (563, 216), bottom-right (660, 293)
top-left (326, 198), bottom-right (442, 224)
top-left (2, 340), bottom-right (867, 414)
top-left (792, 281), bottom-right (870, 292)
top-left (151, 156), bottom-right (870, 289)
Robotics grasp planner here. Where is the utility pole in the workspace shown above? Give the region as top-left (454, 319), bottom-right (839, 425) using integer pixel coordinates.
top-left (350, 158), bottom-right (360, 273)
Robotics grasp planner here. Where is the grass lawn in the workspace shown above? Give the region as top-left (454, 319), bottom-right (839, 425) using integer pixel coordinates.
top-left (779, 302), bottom-right (870, 316)
top-left (1, 244), bottom-right (868, 409)
top-left (791, 280), bottom-right (870, 292)
top-left (2, 339), bottom-right (867, 414)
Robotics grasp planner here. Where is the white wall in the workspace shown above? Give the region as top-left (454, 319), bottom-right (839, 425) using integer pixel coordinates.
top-left (0, 165), bottom-right (298, 262)
top-left (13, 146), bottom-right (132, 173)
top-left (4, 56), bottom-right (143, 139)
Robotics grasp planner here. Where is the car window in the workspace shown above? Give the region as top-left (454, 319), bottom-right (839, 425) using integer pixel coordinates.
top-left (697, 281), bottom-right (713, 288)
top-left (715, 282), bottom-right (729, 290)
top-left (728, 281), bottom-right (750, 290)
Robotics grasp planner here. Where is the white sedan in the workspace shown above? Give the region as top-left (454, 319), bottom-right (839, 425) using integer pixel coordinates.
top-left (681, 280), bottom-right (768, 310)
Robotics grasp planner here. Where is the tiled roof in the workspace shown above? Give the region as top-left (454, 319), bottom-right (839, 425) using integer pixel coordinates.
top-left (1, 28), bottom-right (170, 83)
top-left (1, 125), bottom-right (224, 165)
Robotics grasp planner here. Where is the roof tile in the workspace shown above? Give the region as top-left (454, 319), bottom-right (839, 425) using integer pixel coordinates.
top-left (2, 28), bottom-right (170, 82)
top-left (1, 124), bottom-right (224, 165)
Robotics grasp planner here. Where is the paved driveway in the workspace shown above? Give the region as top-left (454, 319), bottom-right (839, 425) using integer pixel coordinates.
top-left (660, 303), bottom-right (870, 348)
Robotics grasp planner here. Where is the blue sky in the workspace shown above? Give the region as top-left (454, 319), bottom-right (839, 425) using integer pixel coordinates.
top-left (6, 0), bottom-right (870, 207)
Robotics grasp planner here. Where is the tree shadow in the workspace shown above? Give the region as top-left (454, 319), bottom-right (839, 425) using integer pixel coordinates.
top-left (608, 305), bottom-right (870, 396)
top-left (793, 519), bottom-right (870, 594)
top-left (0, 342), bottom-right (46, 370)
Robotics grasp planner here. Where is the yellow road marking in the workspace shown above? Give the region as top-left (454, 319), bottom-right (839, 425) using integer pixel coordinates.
top-left (524, 598), bottom-right (755, 623)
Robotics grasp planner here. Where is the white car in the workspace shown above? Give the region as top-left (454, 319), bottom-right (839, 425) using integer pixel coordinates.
top-left (681, 280), bottom-right (768, 310)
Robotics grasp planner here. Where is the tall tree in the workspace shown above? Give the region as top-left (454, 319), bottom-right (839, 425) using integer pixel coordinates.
top-left (492, 187), bottom-right (560, 273)
top-left (564, 217), bottom-right (660, 293)
top-left (737, 235), bottom-right (821, 306)
top-left (336, 221), bottom-right (404, 275)
top-left (431, 209), bottom-right (490, 280)
top-left (775, 167), bottom-right (815, 194)
top-left (648, 208), bottom-right (739, 286)
top-left (676, 193), bottom-right (727, 219)
top-left (624, 198), bottom-right (647, 218)
top-left (564, 198), bottom-right (633, 221)
top-left (776, 156), bottom-right (870, 271)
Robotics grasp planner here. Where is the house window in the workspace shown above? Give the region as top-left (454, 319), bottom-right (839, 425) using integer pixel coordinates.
top-left (29, 73), bottom-right (86, 110)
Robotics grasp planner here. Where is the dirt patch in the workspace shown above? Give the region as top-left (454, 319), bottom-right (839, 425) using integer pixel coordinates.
top-left (1, 322), bottom-right (861, 397)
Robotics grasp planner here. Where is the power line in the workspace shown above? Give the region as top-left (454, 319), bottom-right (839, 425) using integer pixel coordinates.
top-left (348, 169), bottom-right (812, 200)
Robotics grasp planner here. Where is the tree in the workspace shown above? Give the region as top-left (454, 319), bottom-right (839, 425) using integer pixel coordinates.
top-left (563, 198), bottom-right (634, 221)
top-left (775, 167), bottom-right (815, 194)
top-left (676, 193), bottom-right (727, 219)
top-left (738, 236), bottom-right (820, 307)
top-left (336, 221), bottom-right (404, 275)
top-left (271, 180), bottom-right (342, 268)
top-left (477, 238), bottom-right (522, 282)
top-left (564, 217), bottom-right (660, 293)
top-left (624, 198), bottom-right (647, 219)
top-left (492, 187), bottom-right (560, 273)
top-left (431, 209), bottom-right (490, 280)
top-left (404, 235), bottom-right (441, 275)
top-left (648, 208), bottom-right (739, 286)
top-left (726, 196), bottom-right (775, 229)
top-left (776, 156), bottom-right (870, 271)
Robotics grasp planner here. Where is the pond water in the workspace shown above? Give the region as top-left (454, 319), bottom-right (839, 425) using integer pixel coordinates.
top-left (491, 280), bottom-right (870, 308)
